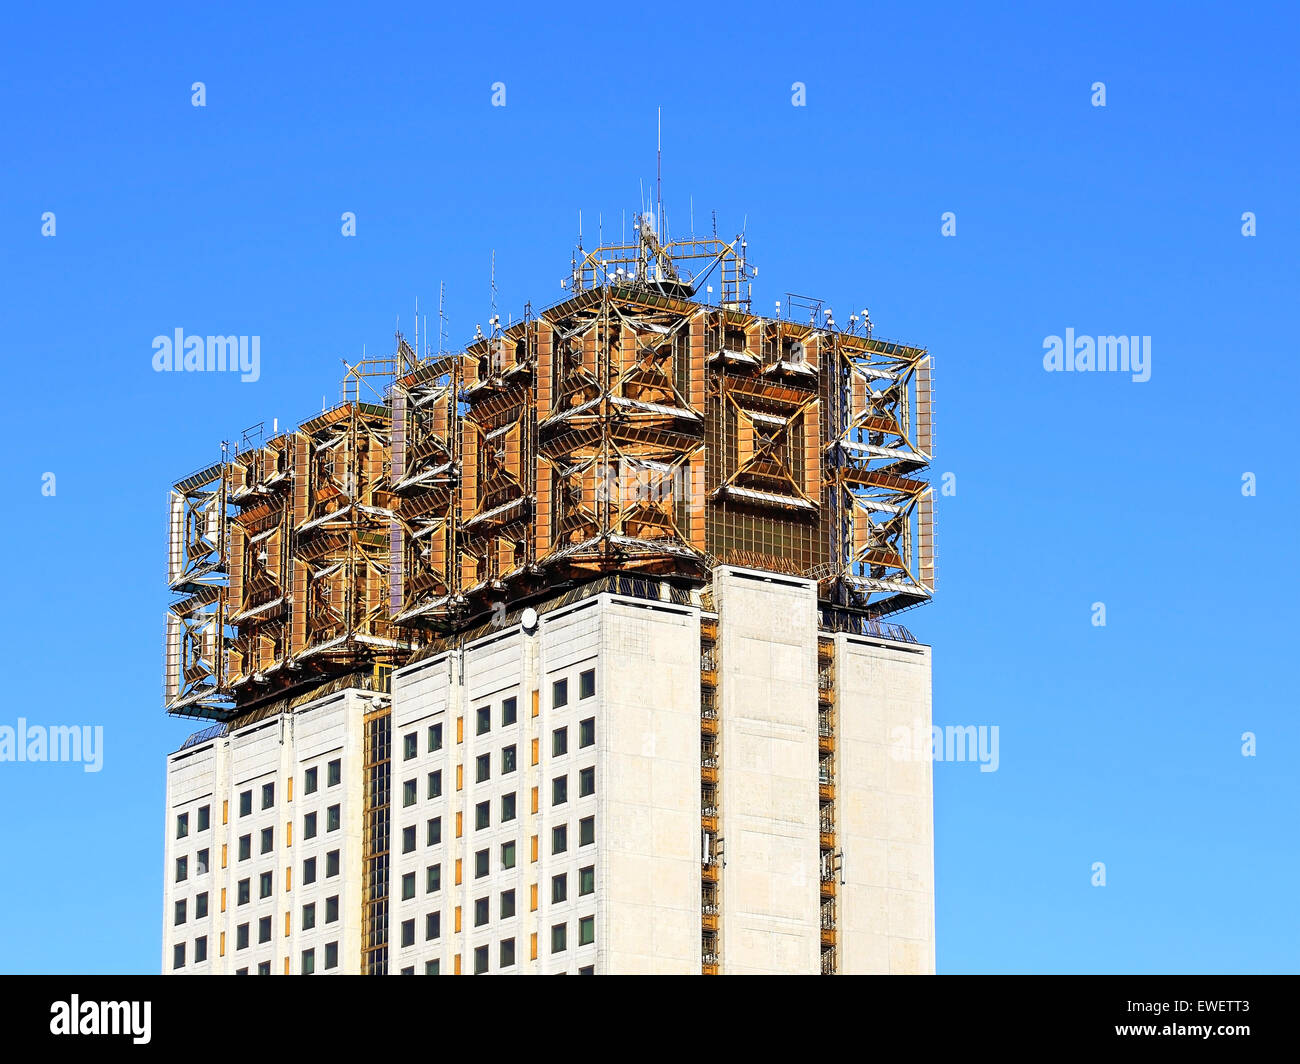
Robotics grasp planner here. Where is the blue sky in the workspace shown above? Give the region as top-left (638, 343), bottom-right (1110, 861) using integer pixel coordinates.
top-left (1, 1), bottom-right (1297, 973)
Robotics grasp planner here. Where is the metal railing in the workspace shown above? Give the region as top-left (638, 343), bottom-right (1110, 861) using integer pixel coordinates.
top-left (181, 723), bottom-right (228, 749)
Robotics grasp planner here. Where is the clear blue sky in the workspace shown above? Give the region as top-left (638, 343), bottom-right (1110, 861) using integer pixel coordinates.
top-left (1, 2), bottom-right (1296, 974)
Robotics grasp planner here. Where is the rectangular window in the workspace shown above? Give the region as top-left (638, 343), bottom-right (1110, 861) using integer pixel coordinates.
top-left (579, 865), bottom-right (595, 896)
top-left (427, 817), bottom-right (442, 846)
top-left (194, 936), bottom-right (207, 963)
top-left (579, 915), bottom-right (595, 946)
top-left (474, 849), bottom-right (489, 878)
top-left (238, 835), bottom-right (251, 861)
top-left (176, 813), bottom-right (189, 839)
top-left (195, 892), bottom-right (208, 919)
top-left (475, 801), bottom-right (490, 831)
top-left (258, 916), bottom-right (271, 944)
top-left (474, 945), bottom-right (489, 975)
top-left (400, 919), bottom-right (415, 947)
top-left (402, 826), bottom-right (416, 854)
top-left (500, 937), bottom-right (515, 968)
top-left (257, 961), bottom-right (271, 976)
top-left (304, 812), bottom-right (318, 839)
top-left (304, 767), bottom-right (318, 794)
top-left (427, 770), bottom-right (442, 799)
top-left (259, 871), bottom-right (273, 899)
top-left (325, 941), bottom-right (338, 969)
top-left (262, 782), bottom-right (275, 809)
top-left (302, 948), bottom-right (315, 975)
top-left (579, 717), bottom-right (595, 748)
top-left (404, 732), bottom-right (418, 760)
top-left (501, 697), bottom-right (517, 726)
top-left (302, 857), bottom-right (316, 885)
top-left (327, 759), bottom-right (341, 787)
top-left (260, 827), bottom-right (274, 854)
top-left (327, 805), bottom-right (340, 831)
top-left (236, 923), bottom-right (249, 950)
top-left (428, 722), bottom-right (443, 752)
top-left (302, 903), bottom-right (316, 930)
top-left (501, 840), bottom-right (516, 869)
top-left (403, 779), bottom-right (417, 807)
top-left (551, 923), bottom-right (567, 954)
top-left (401, 871), bottom-right (416, 901)
top-left (501, 793), bottom-right (517, 822)
top-left (325, 896), bottom-right (339, 923)
top-left (239, 790), bottom-right (252, 817)
top-left (500, 890), bottom-right (516, 919)
top-left (196, 848), bottom-right (209, 875)
top-left (238, 878), bottom-right (250, 905)
top-left (552, 775), bottom-right (568, 806)
top-left (474, 897), bottom-right (490, 927)
top-left (579, 766), bottom-right (595, 797)
top-left (579, 815), bottom-right (595, 846)
top-left (174, 899), bottom-right (186, 926)
top-left (552, 825), bottom-right (567, 854)
top-left (427, 864), bottom-right (441, 893)
top-left (173, 943), bottom-right (185, 970)
top-left (426, 912), bottom-right (441, 941)
top-left (579, 668), bottom-right (595, 699)
top-left (501, 744), bottom-right (517, 774)
top-left (175, 856), bottom-right (187, 883)
top-left (326, 850), bottom-right (340, 877)
top-left (475, 753), bottom-right (490, 784)
top-left (426, 959), bottom-right (440, 975)
top-left (553, 678), bottom-right (568, 708)
top-left (197, 804), bottom-right (210, 831)
top-left (475, 706), bottom-right (490, 735)
top-left (553, 727), bottom-right (568, 757)
top-left (552, 873), bottom-right (567, 904)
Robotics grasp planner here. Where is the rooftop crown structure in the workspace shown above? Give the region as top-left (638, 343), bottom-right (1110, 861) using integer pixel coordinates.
top-left (164, 220), bottom-right (935, 722)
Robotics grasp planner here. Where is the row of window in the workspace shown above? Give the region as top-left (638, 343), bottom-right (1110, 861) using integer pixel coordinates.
top-left (174, 757), bottom-right (343, 846)
top-left (399, 816), bottom-right (594, 861)
top-left (175, 939), bottom-right (341, 972)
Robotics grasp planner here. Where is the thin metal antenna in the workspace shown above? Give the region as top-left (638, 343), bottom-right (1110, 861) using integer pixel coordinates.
top-left (438, 281), bottom-right (448, 355)
top-left (490, 250), bottom-right (497, 333)
top-left (657, 106), bottom-right (662, 243)
top-left (578, 210), bottom-right (583, 250)
top-left (414, 297), bottom-right (419, 370)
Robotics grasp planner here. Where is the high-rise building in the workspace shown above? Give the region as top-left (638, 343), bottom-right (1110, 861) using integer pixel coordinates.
top-left (162, 222), bottom-right (936, 974)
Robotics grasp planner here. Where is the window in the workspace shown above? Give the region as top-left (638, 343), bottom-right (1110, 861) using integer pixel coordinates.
top-left (174, 899), bottom-right (186, 926)
top-left (501, 840), bottom-right (516, 869)
top-left (196, 848), bottom-right (209, 874)
top-left (402, 827), bottom-right (416, 854)
top-left (326, 850), bottom-right (340, 877)
top-left (553, 727), bottom-right (568, 757)
top-left (474, 897), bottom-right (489, 927)
top-left (551, 923), bottom-right (567, 954)
top-left (579, 815), bottom-right (595, 846)
top-left (579, 915), bottom-right (595, 946)
top-left (427, 864), bottom-right (441, 893)
top-left (325, 896), bottom-right (339, 923)
top-left (474, 945), bottom-right (489, 975)
top-left (260, 827), bottom-right (274, 854)
top-left (553, 678), bottom-right (568, 708)
top-left (403, 779), bottom-right (417, 807)
top-left (327, 805), bottom-right (340, 831)
top-left (427, 770), bottom-right (442, 799)
top-left (400, 919), bottom-right (415, 947)
top-left (257, 961), bottom-right (271, 976)
top-left (262, 782), bottom-right (275, 809)
top-left (428, 723), bottom-right (443, 752)
top-left (176, 813), bottom-right (189, 839)
top-left (304, 812), bottom-right (318, 839)
top-left (195, 892), bottom-right (208, 919)
top-left (475, 849), bottom-right (489, 878)
top-left (552, 873), bottom-right (567, 904)
top-left (239, 790), bottom-right (252, 817)
top-left (579, 767), bottom-right (595, 797)
top-left (194, 936), bottom-right (207, 963)
top-left (304, 767), bottom-right (318, 794)
top-left (579, 717), bottom-right (595, 748)
top-left (475, 801), bottom-right (490, 831)
top-left (552, 825), bottom-right (567, 854)
top-left (500, 890), bottom-right (516, 919)
top-left (476, 706), bottom-right (490, 735)
top-left (500, 937), bottom-right (516, 968)
top-left (197, 805), bottom-right (210, 831)
top-left (238, 878), bottom-right (250, 905)
top-left (403, 732), bottom-right (418, 760)
top-left (235, 968), bottom-right (248, 976)
top-left (236, 923), bottom-right (249, 950)
top-left (173, 943), bottom-right (185, 970)
top-left (258, 916), bottom-right (272, 944)
top-left (302, 949), bottom-right (315, 975)
top-left (302, 903), bottom-right (316, 930)
top-left (401, 872), bottom-right (416, 901)
top-left (579, 668), bottom-right (595, 699)
top-left (427, 817), bottom-right (442, 846)
top-left (426, 959), bottom-right (440, 975)
top-left (579, 965), bottom-right (594, 975)
top-left (552, 775), bottom-right (568, 806)
top-left (475, 753), bottom-right (490, 783)
top-left (303, 857), bottom-right (317, 885)
top-left (238, 834), bottom-right (251, 861)
top-left (502, 744), bottom-right (517, 774)
top-left (327, 759), bottom-right (341, 786)
top-left (501, 793), bottom-right (517, 822)
top-left (579, 865), bottom-right (595, 896)
top-left (175, 856), bottom-right (187, 883)
top-left (325, 941), bottom-right (339, 969)
top-left (259, 871), bottom-right (273, 899)
top-left (501, 697), bottom-right (517, 726)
